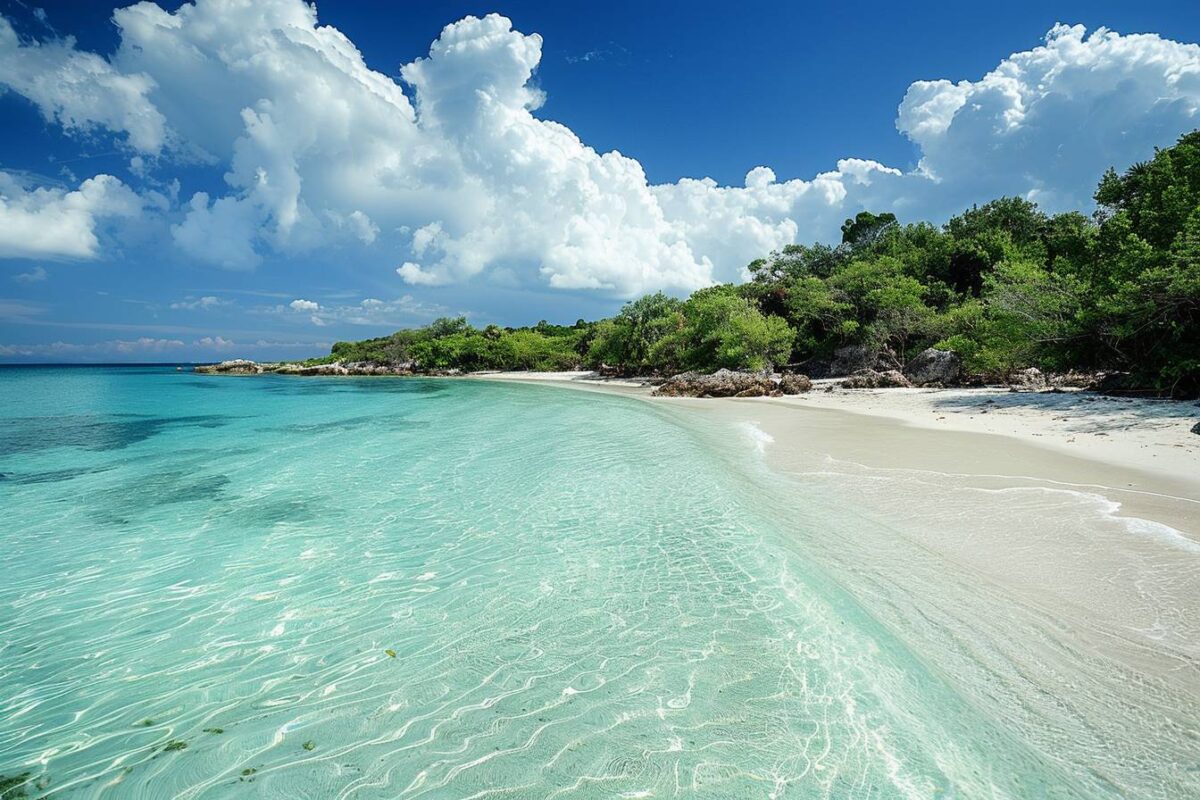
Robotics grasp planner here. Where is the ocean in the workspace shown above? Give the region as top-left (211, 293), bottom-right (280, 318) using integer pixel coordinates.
top-left (0, 366), bottom-right (1176, 798)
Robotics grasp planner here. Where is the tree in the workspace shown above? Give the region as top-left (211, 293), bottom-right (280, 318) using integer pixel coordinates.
top-left (654, 287), bottom-right (794, 372)
top-left (587, 292), bottom-right (683, 371)
top-left (840, 211), bottom-right (897, 247)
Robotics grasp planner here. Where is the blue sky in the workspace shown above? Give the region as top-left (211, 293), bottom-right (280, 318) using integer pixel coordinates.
top-left (1, 0), bottom-right (1198, 362)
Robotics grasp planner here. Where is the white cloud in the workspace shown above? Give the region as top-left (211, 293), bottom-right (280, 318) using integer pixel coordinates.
top-left (194, 335), bottom-right (236, 349)
top-left (397, 261), bottom-right (446, 286)
top-left (0, 172), bottom-right (141, 259)
top-left (0, 17), bottom-right (167, 153)
top-left (328, 294), bottom-right (449, 325)
top-left (267, 294), bottom-right (448, 326)
top-left (171, 191), bottom-right (263, 270)
top-left (895, 24), bottom-right (1200, 212)
top-left (0, 337), bottom-right (184, 357)
top-left (2, 5), bottom-right (1198, 294)
top-left (14, 266), bottom-right (48, 284)
top-left (170, 295), bottom-right (226, 310)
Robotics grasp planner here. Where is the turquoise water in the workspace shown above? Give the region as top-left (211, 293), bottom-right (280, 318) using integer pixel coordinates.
top-left (0, 367), bottom-right (1084, 798)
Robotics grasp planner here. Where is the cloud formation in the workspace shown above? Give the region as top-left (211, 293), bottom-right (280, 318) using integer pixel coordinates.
top-left (0, 172), bottom-right (141, 260)
top-left (13, 266), bottom-right (49, 284)
top-left (170, 295), bottom-right (226, 310)
top-left (1, 3), bottom-right (1198, 297)
top-left (0, 17), bottom-right (166, 152)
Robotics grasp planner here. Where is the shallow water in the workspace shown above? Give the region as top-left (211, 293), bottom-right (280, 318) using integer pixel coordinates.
top-left (0, 366), bottom-right (1176, 798)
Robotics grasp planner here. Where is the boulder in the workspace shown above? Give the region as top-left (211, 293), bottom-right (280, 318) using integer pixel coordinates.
top-left (1007, 367), bottom-right (1047, 392)
top-left (840, 369), bottom-right (912, 389)
top-left (778, 372), bottom-right (813, 395)
top-left (1191, 421), bottom-right (1200, 436)
top-left (652, 369), bottom-right (775, 398)
top-left (1092, 371), bottom-right (1134, 395)
top-left (1047, 370), bottom-right (1096, 389)
top-left (829, 345), bottom-right (873, 376)
top-left (904, 348), bottom-right (961, 386)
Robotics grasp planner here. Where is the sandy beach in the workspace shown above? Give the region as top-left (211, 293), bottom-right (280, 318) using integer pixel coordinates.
top-left (473, 370), bottom-right (1200, 793)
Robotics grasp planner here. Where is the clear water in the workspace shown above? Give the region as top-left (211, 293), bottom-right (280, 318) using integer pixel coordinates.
top-left (0, 367), bottom-right (1105, 797)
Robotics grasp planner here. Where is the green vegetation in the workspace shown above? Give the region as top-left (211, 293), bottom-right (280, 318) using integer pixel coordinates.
top-left (307, 317), bottom-right (587, 372)
top-left (308, 131), bottom-right (1200, 396)
top-left (0, 773), bottom-right (30, 800)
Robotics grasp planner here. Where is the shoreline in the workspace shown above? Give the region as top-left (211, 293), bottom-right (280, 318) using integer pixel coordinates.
top-left (468, 371), bottom-right (1200, 502)
top-left (470, 370), bottom-right (1200, 795)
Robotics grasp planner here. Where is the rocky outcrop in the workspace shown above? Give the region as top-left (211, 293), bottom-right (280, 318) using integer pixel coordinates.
top-left (1192, 421), bottom-right (1200, 436)
top-left (1047, 371), bottom-right (1097, 389)
top-left (904, 348), bottom-right (961, 386)
top-left (196, 359), bottom-right (418, 376)
top-left (840, 368), bottom-right (912, 389)
top-left (653, 369), bottom-right (776, 398)
top-left (1007, 367), bottom-right (1047, 392)
top-left (194, 359), bottom-right (269, 375)
top-left (778, 372), bottom-right (813, 395)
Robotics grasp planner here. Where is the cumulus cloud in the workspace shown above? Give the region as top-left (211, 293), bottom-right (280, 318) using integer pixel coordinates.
top-left (896, 24), bottom-right (1200, 212)
top-left (2, 3), bottom-right (1198, 295)
top-left (289, 298), bottom-right (320, 312)
top-left (0, 172), bottom-right (141, 259)
top-left (0, 17), bottom-right (167, 153)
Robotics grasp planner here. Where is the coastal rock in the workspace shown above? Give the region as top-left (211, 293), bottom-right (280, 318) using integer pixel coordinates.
top-left (195, 359), bottom-right (265, 375)
top-left (778, 372), bottom-right (813, 395)
top-left (652, 369), bottom-right (775, 398)
top-left (904, 348), bottom-right (961, 386)
top-left (1191, 421), bottom-right (1200, 436)
top-left (840, 369), bottom-right (912, 389)
top-left (829, 345), bottom-right (900, 377)
top-left (829, 345), bottom-right (872, 376)
top-left (1007, 367), bottom-right (1047, 392)
top-left (1048, 370), bottom-right (1097, 389)
top-left (1092, 371), bottom-right (1135, 395)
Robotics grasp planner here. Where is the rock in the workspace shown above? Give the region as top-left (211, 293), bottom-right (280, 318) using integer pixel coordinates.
top-left (1048, 370), bottom-right (1096, 389)
top-left (194, 359), bottom-right (264, 375)
top-left (1007, 367), bottom-right (1046, 392)
top-left (840, 368), bottom-right (912, 389)
top-left (1092, 371), bottom-right (1134, 395)
top-left (778, 372), bottom-right (813, 395)
top-left (904, 348), bottom-right (961, 386)
top-left (829, 345), bottom-right (873, 376)
top-left (652, 369), bottom-right (776, 398)
top-left (828, 345), bottom-right (901, 377)
top-left (1191, 421), bottom-right (1200, 436)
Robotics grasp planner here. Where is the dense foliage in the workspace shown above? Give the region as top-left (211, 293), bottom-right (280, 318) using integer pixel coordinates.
top-left (311, 131), bottom-right (1200, 396)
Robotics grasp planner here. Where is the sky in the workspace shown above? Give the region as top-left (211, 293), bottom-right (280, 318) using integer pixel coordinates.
top-left (1, 0), bottom-right (1198, 363)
